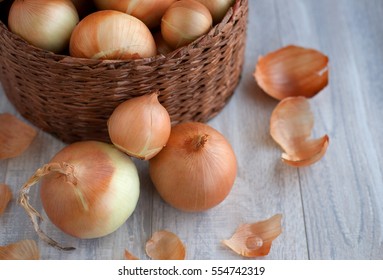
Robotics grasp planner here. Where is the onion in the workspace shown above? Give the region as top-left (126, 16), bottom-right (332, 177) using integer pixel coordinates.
top-left (108, 92), bottom-right (171, 160)
top-left (195, 0), bottom-right (235, 24)
top-left (18, 141), bottom-right (140, 250)
top-left (149, 122), bottom-right (237, 212)
top-left (8, 0), bottom-right (79, 53)
top-left (161, 0), bottom-right (213, 49)
top-left (69, 10), bottom-right (157, 59)
top-left (94, 0), bottom-right (176, 29)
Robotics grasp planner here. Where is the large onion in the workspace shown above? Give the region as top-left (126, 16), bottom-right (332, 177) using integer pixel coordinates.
top-left (8, 0), bottom-right (79, 53)
top-left (19, 141), bottom-right (140, 250)
top-left (69, 10), bottom-right (156, 59)
top-left (149, 122), bottom-right (237, 212)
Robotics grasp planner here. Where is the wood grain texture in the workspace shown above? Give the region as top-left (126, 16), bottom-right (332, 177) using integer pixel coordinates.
top-left (0, 0), bottom-right (382, 260)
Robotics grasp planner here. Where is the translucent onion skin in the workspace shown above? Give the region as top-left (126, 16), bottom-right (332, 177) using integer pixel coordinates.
top-left (8, 0), bottom-right (79, 53)
top-left (108, 93), bottom-right (171, 160)
top-left (69, 10), bottom-right (157, 59)
top-left (149, 122), bottom-right (237, 212)
top-left (94, 0), bottom-right (176, 29)
top-left (39, 141), bottom-right (140, 239)
top-left (161, 0), bottom-right (213, 49)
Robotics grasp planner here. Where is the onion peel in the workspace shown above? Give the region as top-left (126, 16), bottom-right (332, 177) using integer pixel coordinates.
top-left (124, 249), bottom-right (139, 260)
top-left (254, 45), bottom-right (329, 100)
top-left (0, 113), bottom-right (37, 159)
top-left (270, 96), bottom-right (329, 166)
top-left (0, 240), bottom-right (40, 260)
top-left (145, 230), bottom-right (186, 260)
top-left (0, 183), bottom-right (12, 216)
top-left (222, 214), bottom-right (282, 257)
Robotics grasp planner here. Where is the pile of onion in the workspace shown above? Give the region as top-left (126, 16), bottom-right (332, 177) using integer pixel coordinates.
top-left (18, 141), bottom-right (140, 250)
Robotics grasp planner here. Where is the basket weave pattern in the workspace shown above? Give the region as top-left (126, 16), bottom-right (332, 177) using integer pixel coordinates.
top-left (0, 0), bottom-right (248, 143)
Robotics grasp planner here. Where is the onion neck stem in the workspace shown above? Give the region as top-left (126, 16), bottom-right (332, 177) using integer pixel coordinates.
top-left (191, 134), bottom-right (209, 151)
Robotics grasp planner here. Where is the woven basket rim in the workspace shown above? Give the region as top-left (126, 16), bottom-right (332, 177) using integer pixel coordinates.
top-left (0, 0), bottom-right (245, 66)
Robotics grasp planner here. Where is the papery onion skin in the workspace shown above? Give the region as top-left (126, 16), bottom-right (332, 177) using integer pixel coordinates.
top-left (149, 122), bottom-right (237, 212)
top-left (107, 93), bottom-right (171, 160)
top-left (270, 96), bottom-right (329, 166)
top-left (69, 10), bottom-right (157, 59)
top-left (0, 240), bottom-right (40, 260)
top-left (0, 183), bottom-right (12, 216)
top-left (0, 113), bottom-right (37, 160)
top-left (40, 141), bottom-right (140, 239)
top-left (195, 0), bottom-right (235, 24)
top-left (145, 230), bottom-right (186, 260)
top-left (94, 0), bottom-right (176, 29)
top-left (254, 45), bottom-right (329, 100)
top-left (161, 0), bottom-right (213, 49)
top-left (8, 0), bottom-right (79, 53)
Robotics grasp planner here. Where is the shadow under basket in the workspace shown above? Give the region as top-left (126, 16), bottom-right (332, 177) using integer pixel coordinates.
top-left (0, 0), bottom-right (248, 143)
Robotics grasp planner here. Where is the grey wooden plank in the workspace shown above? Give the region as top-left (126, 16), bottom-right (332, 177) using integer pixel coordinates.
top-left (274, 0), bottom-right (383, 259)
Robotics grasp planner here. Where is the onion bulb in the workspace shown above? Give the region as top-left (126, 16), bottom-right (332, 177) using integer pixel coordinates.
top-left (108, 92), bottom-right (171, 160)
top-left (161, 0), bottom-right (213, 49)
top-left (18, 141), bottom-right (140, 250)
top-left (149, 122), bottom-right (237, 212)
top-left (94, 0), bottom-right (176, 29)
top-left (69, 10), bottom-right (157, 60)
top-left (8, 0), bottom-right (79, 53)
top-left (195, 0), bottom-right (235, 24)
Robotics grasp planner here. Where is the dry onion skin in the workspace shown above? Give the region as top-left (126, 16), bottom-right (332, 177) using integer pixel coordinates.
top-left (145, 230), bottom-right (186, 260)
top-left (161, 0), bottom-right (213, 49)
top-left (8, 0), bottom-right (79, 53)
top-left (0, 240), bottom-right (40, 260)
top-left (149, 122), bottom-right (237, 212)
top-left (69, 10), bottom-right (156, 59)
top-left (0, 183), bottom-right (12, 216)
top-left (108, 92), bottom-right (171, 160)
top-left (0, 113), bottom-right (37, 160)
top-left (124, 249), bottom-right (139, 260)
top-left (254, 45), bottom-right (329, 100)
top-left (223, 214), bottom-right (282, 258)
top-left (94, 0), bottom-right (176, 29)
top-left (18, 141), bottom-right (140, 250)
top-left (270, 96), bottom-right (329, 167)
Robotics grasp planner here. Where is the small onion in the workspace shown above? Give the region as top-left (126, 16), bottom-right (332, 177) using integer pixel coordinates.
top-left (69, 10), bottom-right (157, 60)
top-left (108, 92), bottom-right (171, 160)
top-left (195, 0), bottom-right (235, 24)
top-left (8, 0), bottom-right (79, 53)
top-left (161, 0), bottom-right (213, 49)
top-left (149, 122), bottom-right (237, 212)
top-left (18, 141), bottom-right (140, 250)
top-left (94, 0), bottom-right (176, 29)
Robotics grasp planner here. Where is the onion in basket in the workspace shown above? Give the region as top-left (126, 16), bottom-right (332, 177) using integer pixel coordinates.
top-left (8, 0), bottom-right (79, 53)
top-left (161, 0), bottom-right (213, 49)
top-left (94, 0), bottom-right (176, 29)
top-left (69, 10), bottom-right (157, 59)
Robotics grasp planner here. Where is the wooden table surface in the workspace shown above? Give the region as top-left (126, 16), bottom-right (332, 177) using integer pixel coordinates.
top-left (1, 0), bottom-right (383, 260)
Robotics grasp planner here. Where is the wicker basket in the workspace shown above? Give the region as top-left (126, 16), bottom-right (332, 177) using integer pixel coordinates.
top-left (0, 0), bottom-right (248, 143)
